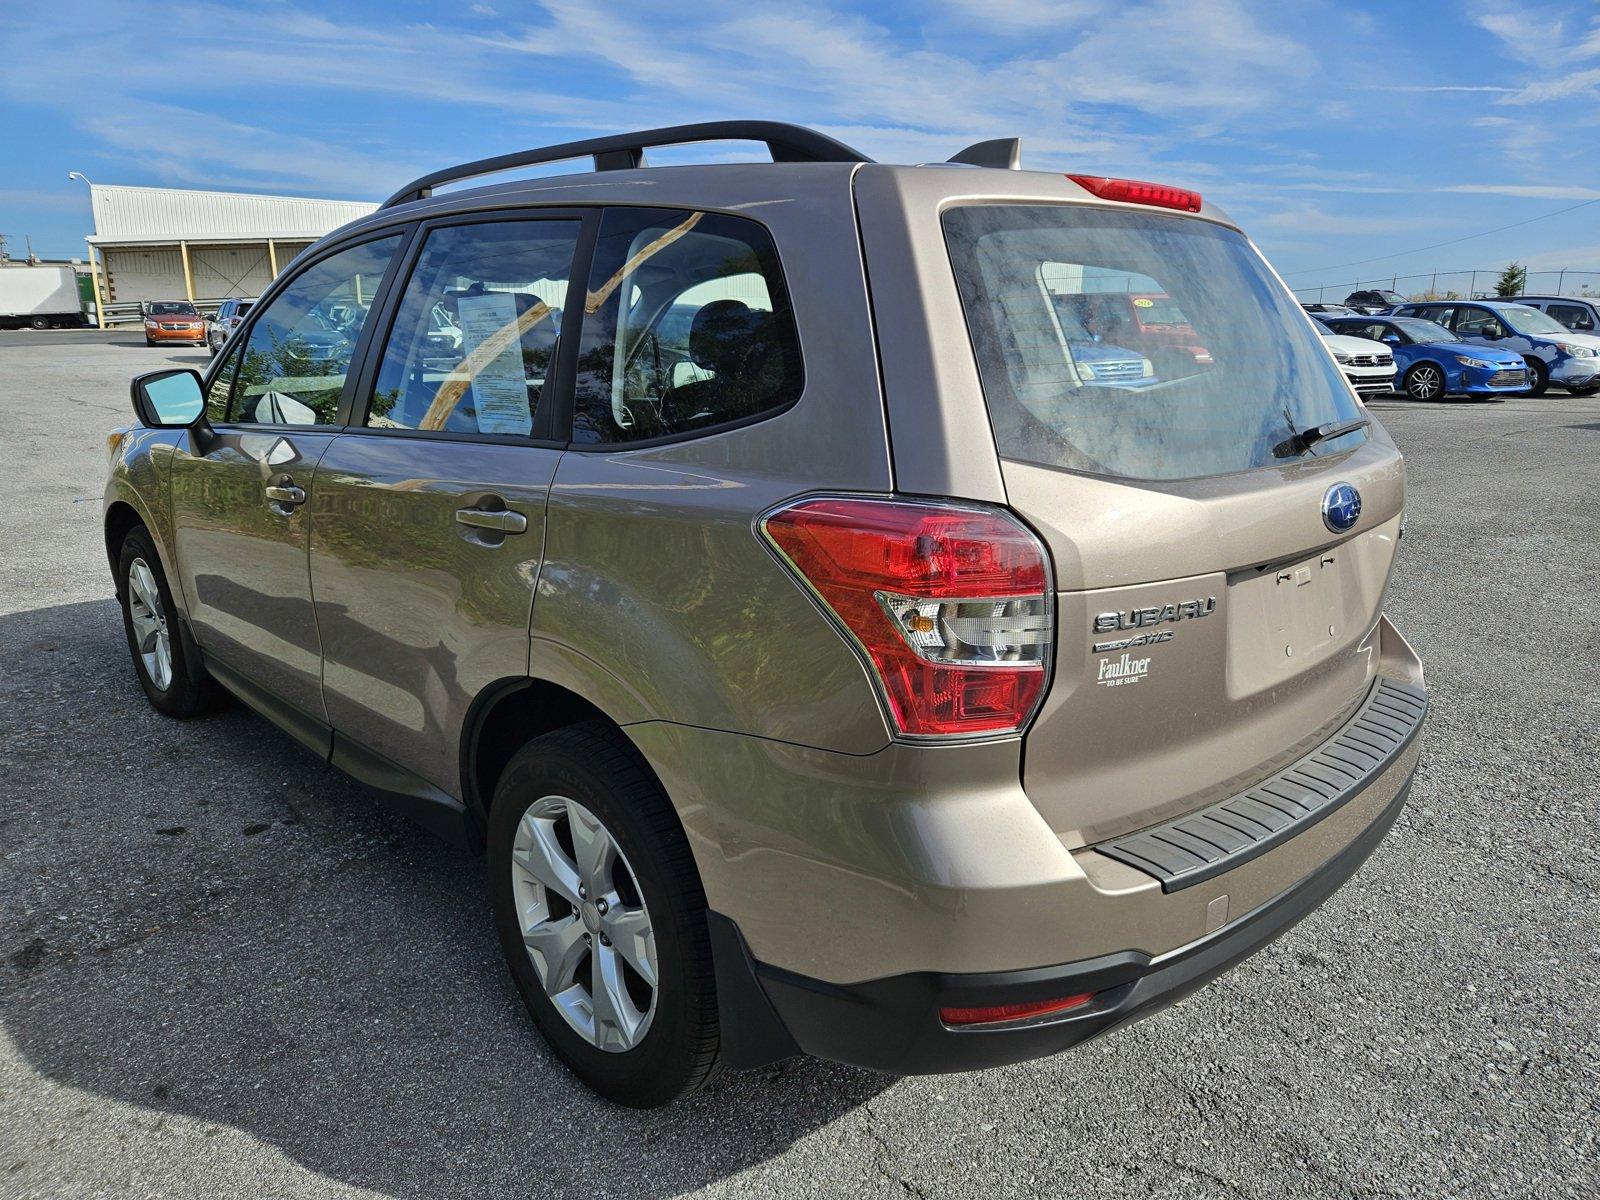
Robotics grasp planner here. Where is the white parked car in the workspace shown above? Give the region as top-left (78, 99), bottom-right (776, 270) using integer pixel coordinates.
top-left (1315, 319), bottom-right (1396, 396)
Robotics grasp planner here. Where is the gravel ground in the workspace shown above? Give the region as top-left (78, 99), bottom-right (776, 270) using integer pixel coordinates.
top-left (1, 331), bottom-right (1596, 1199)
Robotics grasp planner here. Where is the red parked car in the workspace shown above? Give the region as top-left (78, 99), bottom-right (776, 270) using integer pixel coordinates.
top-left (1073, 291), bottom-right (1214, 379)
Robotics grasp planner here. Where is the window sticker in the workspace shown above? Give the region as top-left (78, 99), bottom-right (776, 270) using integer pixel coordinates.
top-left (457, 292), bottom-right (534, 435)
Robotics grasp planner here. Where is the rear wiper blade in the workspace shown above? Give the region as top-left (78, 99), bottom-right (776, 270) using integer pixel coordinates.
top-left (1273, 415), bottom-right (1370, 459)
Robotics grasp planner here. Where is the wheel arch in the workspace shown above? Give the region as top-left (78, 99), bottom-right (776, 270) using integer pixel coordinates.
top-left (104, 499), bottom-right (151, 589)
top-left (460, 675), bottom-right (665, 847)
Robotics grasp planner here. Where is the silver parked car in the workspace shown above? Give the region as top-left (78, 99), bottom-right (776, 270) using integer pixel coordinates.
top-left (105, 122), bottom-right (1426, 1107)
top-left (206, 296), bottom-right (257, 356)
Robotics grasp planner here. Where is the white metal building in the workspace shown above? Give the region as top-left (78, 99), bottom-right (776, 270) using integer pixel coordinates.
top-left (86, 184), bottom-right (377, 308)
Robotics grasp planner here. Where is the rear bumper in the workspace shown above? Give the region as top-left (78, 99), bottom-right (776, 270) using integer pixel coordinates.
top-left (701, 656), bottom-right (1427, 1075)
top-left (715, 762), bottom-right (1415, 1074)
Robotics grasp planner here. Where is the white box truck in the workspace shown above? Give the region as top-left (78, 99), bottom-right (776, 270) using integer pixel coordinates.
top-left (0, 265), bottom-right (88, 330)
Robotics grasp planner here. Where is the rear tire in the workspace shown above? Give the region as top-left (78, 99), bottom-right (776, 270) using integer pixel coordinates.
top-left (487, 722), bottom-right (721, 1108)
top-left (28, 316), bottom-right (49, 331)
top-left (116, 526), bottom-right (224, 717)
top-left (1403, 362), bottom-right (1447, 402)
top-left (1524, 357), bottom-right (1549, 395)
top-left (1567, 383), bottom-right (1599, 397)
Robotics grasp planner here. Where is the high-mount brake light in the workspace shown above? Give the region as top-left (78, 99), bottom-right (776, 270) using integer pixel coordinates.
top-left (759, 497), bottom-right (1053, 739)
top-left (1066, 174), bottom-right (1202, 213)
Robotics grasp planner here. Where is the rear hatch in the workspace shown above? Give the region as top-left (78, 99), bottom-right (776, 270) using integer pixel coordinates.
top-left (857, 168), bottom-right (1404, 847)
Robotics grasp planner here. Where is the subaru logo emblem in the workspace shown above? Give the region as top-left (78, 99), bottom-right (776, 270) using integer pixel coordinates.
top-left (1322, 482), bottom-right (1362, 533)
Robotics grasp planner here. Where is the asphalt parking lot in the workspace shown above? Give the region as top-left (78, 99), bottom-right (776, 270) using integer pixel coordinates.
top-left (0, 329), bottom-right (1596, 1199)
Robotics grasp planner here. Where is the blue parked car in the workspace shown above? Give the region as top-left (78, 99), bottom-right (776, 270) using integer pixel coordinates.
top-left (1390, 300), bottom-right (1600, 396)
top-left (1323, 315), bottom-right (1529, 401)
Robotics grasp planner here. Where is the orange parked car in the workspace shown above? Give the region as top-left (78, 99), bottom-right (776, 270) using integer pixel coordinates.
top-left (142, 301), bottom-right (207, 347)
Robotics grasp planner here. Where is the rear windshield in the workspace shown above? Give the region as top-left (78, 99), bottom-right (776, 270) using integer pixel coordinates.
top-left (943, 205), bottom-right (1365, 481)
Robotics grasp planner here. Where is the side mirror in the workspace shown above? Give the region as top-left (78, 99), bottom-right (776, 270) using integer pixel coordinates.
top-left (130, 368), bottom-right (206, 428)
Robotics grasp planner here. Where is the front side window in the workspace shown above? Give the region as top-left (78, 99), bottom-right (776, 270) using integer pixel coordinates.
top-left (366, 220), bottom-right (580, 435)
top-left (571, 208), bottom-right (802, 445)
top-left (225, 235), bottom-right (402, 426)
top-left (944, 204), bottom-right (1365, 481)
top-left (205, 345), bottom-right (241, 421)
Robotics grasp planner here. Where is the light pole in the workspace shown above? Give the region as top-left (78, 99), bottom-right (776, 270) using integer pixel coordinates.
top-left (67, 171), bottom-right (105, 330)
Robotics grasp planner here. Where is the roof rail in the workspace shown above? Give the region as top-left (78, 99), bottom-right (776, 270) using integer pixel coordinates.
top-left (380, 121), bottom-right (874, 209)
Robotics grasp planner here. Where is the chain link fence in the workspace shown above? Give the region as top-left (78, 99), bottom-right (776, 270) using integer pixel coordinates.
top-left (1293, 269), bottom-right (1600, 303)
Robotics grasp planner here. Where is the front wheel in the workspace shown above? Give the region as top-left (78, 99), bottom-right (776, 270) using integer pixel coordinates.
top-left (1569, 383), bottom-right (1600, 397)
top-left (117, 526), bottom-right (223, 717)
top-left (28, 316), bottom-right (50, 331)
top-left (1524, 357), bottom-right (1550, 396)
top-left (488, 722), bottom-right (721, 1107)
top-left (1403, 362), bottom-right (1447, 401)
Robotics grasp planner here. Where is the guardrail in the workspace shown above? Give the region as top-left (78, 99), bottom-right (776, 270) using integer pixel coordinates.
top-left (96, 298), bottom-right (239, 328)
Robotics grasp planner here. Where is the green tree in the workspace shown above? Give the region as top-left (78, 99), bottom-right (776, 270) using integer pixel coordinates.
top-left (1494, 262), bottom-right (1527, 297)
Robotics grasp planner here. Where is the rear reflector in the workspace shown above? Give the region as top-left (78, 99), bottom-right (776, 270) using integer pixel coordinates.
top-left (759, 497), bottom-right (1053, 739)
top-left (940, 993), bottom-right (1095, 1027)
top-left (1066, 174), bottom-right (1202, 213)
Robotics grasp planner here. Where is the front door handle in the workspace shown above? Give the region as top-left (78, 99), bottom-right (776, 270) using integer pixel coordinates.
top-left (265, 484), bottom-right (306, 506)
top-left (455, 507), bottom-right (528, 534)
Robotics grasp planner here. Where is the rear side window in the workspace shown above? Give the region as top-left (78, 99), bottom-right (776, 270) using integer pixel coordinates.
top-left (570, 208), bottom-right (802, 445)
top-left (944, 205), bottom-right (1364, 481)
top-left (366, 219), bottom-right (581, 436)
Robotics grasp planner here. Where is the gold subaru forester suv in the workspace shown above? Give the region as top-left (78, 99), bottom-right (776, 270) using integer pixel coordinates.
top-left (104, 122), bottom-right (1426, 1107)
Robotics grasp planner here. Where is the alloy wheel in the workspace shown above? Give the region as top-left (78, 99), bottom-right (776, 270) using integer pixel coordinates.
top-left (127, 557), bottom-right (173, 692)
top-left (510, 796), bottom-right (658, 1052)
top-left (1408, 365), bottom-right (1442, 400)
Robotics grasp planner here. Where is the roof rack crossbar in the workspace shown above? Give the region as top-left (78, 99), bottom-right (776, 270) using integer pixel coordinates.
top-left (381, 121), bottom-right (873, 208)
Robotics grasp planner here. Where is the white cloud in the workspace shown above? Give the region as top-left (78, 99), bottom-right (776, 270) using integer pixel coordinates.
top-left (81, 103), bottom-right (428, 196)
top-left (1364, 84), bottom-right (1517, 94)
top-left (1497, 67), bottom-right (1600, 105)
top-left (1443, 183), bottom-right (1600, 200)
top-left (1255, 206), bottom-right (1466, 236)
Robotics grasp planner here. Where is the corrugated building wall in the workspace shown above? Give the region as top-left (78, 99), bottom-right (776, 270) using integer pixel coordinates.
top-left (87, 184), bottom-right (372, 307)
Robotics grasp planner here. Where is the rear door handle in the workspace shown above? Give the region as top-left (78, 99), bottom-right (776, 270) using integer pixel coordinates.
top-left (265, 484), bottom-right (306, 506)
top-left (455, 507), bottom-right (528, 534)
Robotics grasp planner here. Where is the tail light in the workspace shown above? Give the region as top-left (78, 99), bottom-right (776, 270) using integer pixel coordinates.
top-left (759, 496), bottom-right (1053, 739)
top-left (1066, 173), bottom-right (1202, 213)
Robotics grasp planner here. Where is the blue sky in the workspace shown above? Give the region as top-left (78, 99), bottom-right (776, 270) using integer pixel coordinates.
top-left (2, 0), bottom-right (1598, 295)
